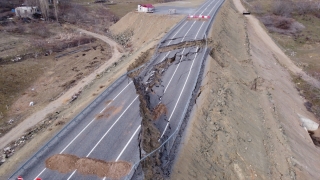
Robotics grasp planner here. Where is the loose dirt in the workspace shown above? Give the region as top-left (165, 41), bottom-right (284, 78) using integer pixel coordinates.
top-left (171, 0), bottom-right (320, 179)
top-left (0, 5), bottom-right (187, 178)
top-left (109, 12), bottom-right (184, 49)
top-left (45, 154), bottom-right (79, 173)
top-left (95, 104), bottom-right (123, 120)
top-left (45, 154), bottom-right (131, 179)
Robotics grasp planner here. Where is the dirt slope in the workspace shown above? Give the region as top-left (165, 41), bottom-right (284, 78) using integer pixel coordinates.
top-left (109, 12), bottom-right (184, 49)
top-left (171, 0), bottom-right (320, 179)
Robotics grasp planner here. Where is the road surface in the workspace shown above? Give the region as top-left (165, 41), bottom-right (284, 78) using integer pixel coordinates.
top-left (9, 0), bottom-right (224, 179)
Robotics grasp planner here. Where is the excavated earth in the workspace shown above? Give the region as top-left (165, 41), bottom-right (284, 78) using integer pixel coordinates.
top-left (171, 0), bottom-right (320, 179)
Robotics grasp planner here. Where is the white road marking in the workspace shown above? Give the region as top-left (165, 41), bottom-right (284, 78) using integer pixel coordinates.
top-left (34, 168), bottom-right (46, 180)
top-left (101, 125), bottom-right (141, 180)
top-left (160, 47), bottom-right (199, 140)
top-left (100, 82), bottom-right (132, 113)
top-left (32, 0), bottom-right (222, 179)
top-left (66, 96), bottom-right (139, 179)
top-left (33, 81), bottom-right (132, 180)
top-left (159, 0), bottom-right (223, 140)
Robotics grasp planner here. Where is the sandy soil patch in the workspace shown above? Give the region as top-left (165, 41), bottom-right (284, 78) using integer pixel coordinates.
top-left (45, 154), bottom-right (79, 173)
top-left (45, 154), bottom-right (131, 178)
top-left (95, 104), bottom-right (124, 120)
top-left (110, 12), bottom-right (184, 49)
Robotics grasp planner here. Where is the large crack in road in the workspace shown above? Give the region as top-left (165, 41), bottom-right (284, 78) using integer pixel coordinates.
top-left (129, 39), bottom-right (208, 179)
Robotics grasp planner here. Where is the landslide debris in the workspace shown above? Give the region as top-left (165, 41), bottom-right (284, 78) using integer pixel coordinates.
top-left (127, 47), bottom-right (155, 78)
top-left (132, 77), bottom-right (163, 179)
top-left (158, 39), bottom-right (206, 53)
top-left (45, 154), bottom-right (131, 178)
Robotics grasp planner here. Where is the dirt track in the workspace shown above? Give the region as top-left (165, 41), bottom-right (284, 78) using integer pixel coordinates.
top-left (171, 0), bottom-right (320, 179)
top-left (0, 30), bottom-right (123, 150)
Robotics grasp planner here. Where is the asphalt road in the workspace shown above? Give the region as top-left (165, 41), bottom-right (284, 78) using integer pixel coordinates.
top-left (9, 0), bottom-right (224, 179)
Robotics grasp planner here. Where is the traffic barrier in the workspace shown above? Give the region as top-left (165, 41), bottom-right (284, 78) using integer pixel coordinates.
top-left (188, 15), bottom-right (210, 19)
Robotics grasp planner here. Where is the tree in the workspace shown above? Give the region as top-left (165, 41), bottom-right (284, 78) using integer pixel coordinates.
top-left (53, 0), bottom-right (58, 21)
top-left (38, 0), bottom-right (49, 20)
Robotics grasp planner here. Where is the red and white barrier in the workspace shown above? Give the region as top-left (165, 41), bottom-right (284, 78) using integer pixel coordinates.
top-left (188, 15), bottom-right (210, 19)
top-left (17, 176), bottom-right (41, 180)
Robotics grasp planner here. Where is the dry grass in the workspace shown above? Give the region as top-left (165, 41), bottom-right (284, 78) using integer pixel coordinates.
top-left (292, 74), bottom-right (320, 120)
top-left (244, 0), bottom-right (320, 121)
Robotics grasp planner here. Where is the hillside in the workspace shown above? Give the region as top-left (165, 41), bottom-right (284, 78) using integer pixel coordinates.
top-left (172, 0), bottom-right (320, 179)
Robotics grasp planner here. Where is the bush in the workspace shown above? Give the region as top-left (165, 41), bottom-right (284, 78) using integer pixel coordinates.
top-left (2, 23), bottom-right (25, 33)
top-left (260, 15), bottom-right (305, 35)
top-left (30, 23), bottom-right (52, 38)
top-left (272, 0), bottom-right (294, 17)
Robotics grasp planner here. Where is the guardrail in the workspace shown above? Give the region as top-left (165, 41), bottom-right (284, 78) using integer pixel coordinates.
top-left (125, 0), bottom-right (225, 178)
top-left (9, 0), bottom-right (224, 178)
top-left (125, 47), bottom-right (209, 180)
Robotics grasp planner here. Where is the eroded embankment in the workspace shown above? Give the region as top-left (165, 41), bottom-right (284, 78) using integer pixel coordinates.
top-left (109, 12), bottom-right (184, 49)
top-left (129, 38), bottom-right (207, 178)
top-left (130, 55), bottom-right (177, 179)
top-left (171, 0), bottom-right (320, 179)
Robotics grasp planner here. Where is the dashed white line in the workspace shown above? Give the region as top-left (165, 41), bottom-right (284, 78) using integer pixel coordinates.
top-left (66, 96), bottom-right (139, 179)
top-left (159, 0), bottom-right (223, 140)
top-left (160, 47), bottom-right (199, 140)
top-left (33, 81), bottom-right (132, 180)
top-left (101, 125), bottom-right (141, 180)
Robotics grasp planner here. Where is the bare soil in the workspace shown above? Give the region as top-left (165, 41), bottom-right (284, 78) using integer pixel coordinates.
top-left (110, 12), bottom-right (184, 49)
top-left (171, 0), bottom-right (320, 179)
top-left (45, 154), bottom-right (79, 173)
top-left (45, 154), bottom-right (131, 178)
top-left (0, 5), bottom-right (186, 178)
top-left (96, 104), bottom-right (124, 120)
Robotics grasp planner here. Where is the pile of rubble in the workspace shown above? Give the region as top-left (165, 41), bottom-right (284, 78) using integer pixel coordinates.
top-left (0, 112), bottom-right (60, 167)
top-left (109, 29), bottom-right (133, 48)
top-left (1, 146), bottom-right (14, 166)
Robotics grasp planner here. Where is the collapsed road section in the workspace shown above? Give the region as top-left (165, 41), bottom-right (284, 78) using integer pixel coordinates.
top-left (125, 0), bottom-right (225, 179)
top-left (128, 40), bottom-right (209, 179)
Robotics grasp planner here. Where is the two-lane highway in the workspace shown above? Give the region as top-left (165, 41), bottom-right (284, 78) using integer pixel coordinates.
top-left (9, 0), bottom-right (224, 179)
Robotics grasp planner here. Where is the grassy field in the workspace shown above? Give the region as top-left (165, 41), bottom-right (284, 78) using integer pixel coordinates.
top-left (242, 0), bottom-right (320, 120)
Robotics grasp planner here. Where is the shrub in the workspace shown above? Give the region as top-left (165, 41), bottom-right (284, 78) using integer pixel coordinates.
top-left (272, 0), bottom-right (294, 17)
top-left (260, 15), bottom-right (305, 35)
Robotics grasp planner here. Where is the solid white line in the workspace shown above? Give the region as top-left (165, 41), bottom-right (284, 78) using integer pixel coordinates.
top-left (163, 19), bottom-right (197, 93)
top-left (33, 81), bottom-right (132, 180)
top-left (67, 170), bottom-right (77, 180)
top-left (159, 0), bottom-right (222, 140)
top-left (115, 125), bottom-right (141, 161)
top-left (166, 21), bottom-right (188, 46)
top-left (101, 125), bottom-right (141, 180)
top-left (193, 0), bottom-right (212, 15)
top-left (60, 82), bottom-right (133, 154)
top-left (86, 96), bottom-right (138, 157)
top-left (66, 96), bottom-right (138, 180)
top-left (159, 47), bottom-right (199, 139)
top-left (99, 81), bottom-right (132, 113)
top-left (34, 168), bottom-right (46, 180)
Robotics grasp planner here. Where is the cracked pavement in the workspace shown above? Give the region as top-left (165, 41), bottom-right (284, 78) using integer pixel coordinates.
top-left (8, 0), bottom-right (225, 179)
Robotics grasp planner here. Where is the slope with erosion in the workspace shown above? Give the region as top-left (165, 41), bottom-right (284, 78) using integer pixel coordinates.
top-left (110, 12), bottom-right (184, 49)
top-left (172, 0), bottom-right (320, 179)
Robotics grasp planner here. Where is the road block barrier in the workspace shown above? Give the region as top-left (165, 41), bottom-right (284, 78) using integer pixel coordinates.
top-left (188, 15), bottom-right (210, 19)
